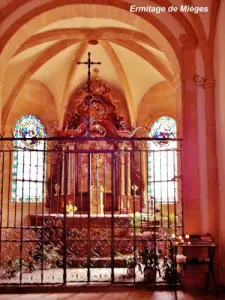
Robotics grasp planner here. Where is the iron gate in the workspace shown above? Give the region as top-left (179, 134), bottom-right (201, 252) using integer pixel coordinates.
top-left (0, 137), bottom-right (183, 285)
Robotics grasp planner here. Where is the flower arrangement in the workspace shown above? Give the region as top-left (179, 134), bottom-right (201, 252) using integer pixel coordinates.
top-left (129, 212), bottom-right (142, 234)
top-left (29, 243), bottom-right (62, 269)
top-left (117, 249), bottom-right (143, 276)
top-left (1, 243), bottom-right (62, 279)
top-left (163, 256), bottom-right (174, 283)
top-left (141, 231), bottom-right (160, 240)
top-left (139, 242), bottom-right (162, 282)
top-left (66, 201), bottom-right (78, 214)
top-left (1, 258), bottom-right (26, 278)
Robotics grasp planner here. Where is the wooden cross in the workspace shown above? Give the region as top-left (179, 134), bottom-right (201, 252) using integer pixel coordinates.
top-left (77, 52), bottom-right (101, 92)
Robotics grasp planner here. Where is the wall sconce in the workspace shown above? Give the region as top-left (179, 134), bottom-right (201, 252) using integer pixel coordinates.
top-left (194, 75), bottom-right (206, 86)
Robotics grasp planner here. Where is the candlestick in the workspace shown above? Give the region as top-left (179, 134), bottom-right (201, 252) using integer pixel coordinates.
top-left (96, 155), bottom-right (99, 183)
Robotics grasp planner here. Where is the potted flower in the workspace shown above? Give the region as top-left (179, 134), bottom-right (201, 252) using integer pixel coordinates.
top-left (163, 256), bottom-right (174, 283)
top-left (139, 243), bottom-right (162, 283)
top-left (29, 243), bottom-right (62, 269)
top-left (141, 231), bottom-right (160, 240)
top-left (117, 250), bottom-right (143, 277)
top-left (161, 212), bottom-right (179, 227)
top-left (2, 258), bottom-right (26, 279)
top-left (129, 212), bottom-right (142, 235)
top-left (125, 256), bottom-right (136, 277)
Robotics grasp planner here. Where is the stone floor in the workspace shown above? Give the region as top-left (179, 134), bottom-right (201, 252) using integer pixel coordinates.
top-left (0, 288), bottom-right (224, 300)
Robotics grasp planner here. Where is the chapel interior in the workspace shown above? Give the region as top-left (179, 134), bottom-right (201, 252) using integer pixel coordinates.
top-left (0, 0), bottom-right (225, 298)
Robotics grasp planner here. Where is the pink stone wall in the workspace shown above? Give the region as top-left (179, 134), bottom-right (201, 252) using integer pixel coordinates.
top-left (215, 0), bottom-right (225, 285)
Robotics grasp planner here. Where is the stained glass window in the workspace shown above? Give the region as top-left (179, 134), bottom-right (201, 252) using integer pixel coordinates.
top-left (12, 115), bottom-right (47, 202)
top-left (148, 116), bottom-right (177, 203)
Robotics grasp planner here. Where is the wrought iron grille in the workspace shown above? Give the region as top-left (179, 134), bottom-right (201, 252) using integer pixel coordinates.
top-left (0, 137), bottom-right (183, 285)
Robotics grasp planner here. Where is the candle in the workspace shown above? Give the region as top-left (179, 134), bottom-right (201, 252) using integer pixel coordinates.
top-left (185, 234), bottom-right (189, 239)
top-left (180, 239), bottom-right (184, 244)
top-left (172, 234), bottom-right (176, 239)
top-left (178, 235), bottom-right (182, 240)
top-left (187, 241), bottom-right (191, 245)
top-left (174, 241), bottom-right (179, 246)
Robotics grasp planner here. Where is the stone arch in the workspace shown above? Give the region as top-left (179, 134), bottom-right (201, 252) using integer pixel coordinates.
top-left (4, 79), bottom-right (57, 135)
top-left (137, 81), bottom-right (176, 128)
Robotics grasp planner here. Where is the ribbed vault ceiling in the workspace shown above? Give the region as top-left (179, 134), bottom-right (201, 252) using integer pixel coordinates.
top-left (2, 17), bottom-right (175, 125)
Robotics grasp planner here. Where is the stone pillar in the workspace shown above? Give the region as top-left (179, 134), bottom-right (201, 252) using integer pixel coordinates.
top-left (180, 35), bottom-right (201, 233)
top-left (174, 74), bottom-right (183, 224)
top-left (174, 73), bottom-right (182, 138)
top-left (203, 80), bottom-right (219, 239)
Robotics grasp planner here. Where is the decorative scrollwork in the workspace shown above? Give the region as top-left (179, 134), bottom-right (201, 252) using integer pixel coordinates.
top-left (194, 74), bottom-right (206, 85)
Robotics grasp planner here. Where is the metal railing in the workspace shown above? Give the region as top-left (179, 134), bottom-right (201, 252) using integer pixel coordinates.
top-left (0, 137), bottom-right (183, 285)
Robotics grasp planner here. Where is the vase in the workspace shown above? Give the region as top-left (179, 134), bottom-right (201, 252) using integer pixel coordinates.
top-left (144, 267), bottom-right (155, 283)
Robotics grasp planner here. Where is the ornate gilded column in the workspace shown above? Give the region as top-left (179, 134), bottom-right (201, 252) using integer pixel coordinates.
top-left (126, 146), bottom-right (131, 196)
top-left (120, 143), bottom-right (125, 196)
top-left (180, 34), bottom-right (201, 233)
top-left (67, 143), bottom-right (74, 195)
top-left (61, 145), bottom-right (66, 195)
top-left (142, 142), bottom-right (148, 210)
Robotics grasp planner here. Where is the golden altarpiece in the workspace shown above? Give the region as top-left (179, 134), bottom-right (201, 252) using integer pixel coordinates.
top-left (45, 68), bottom-right (145, 217)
